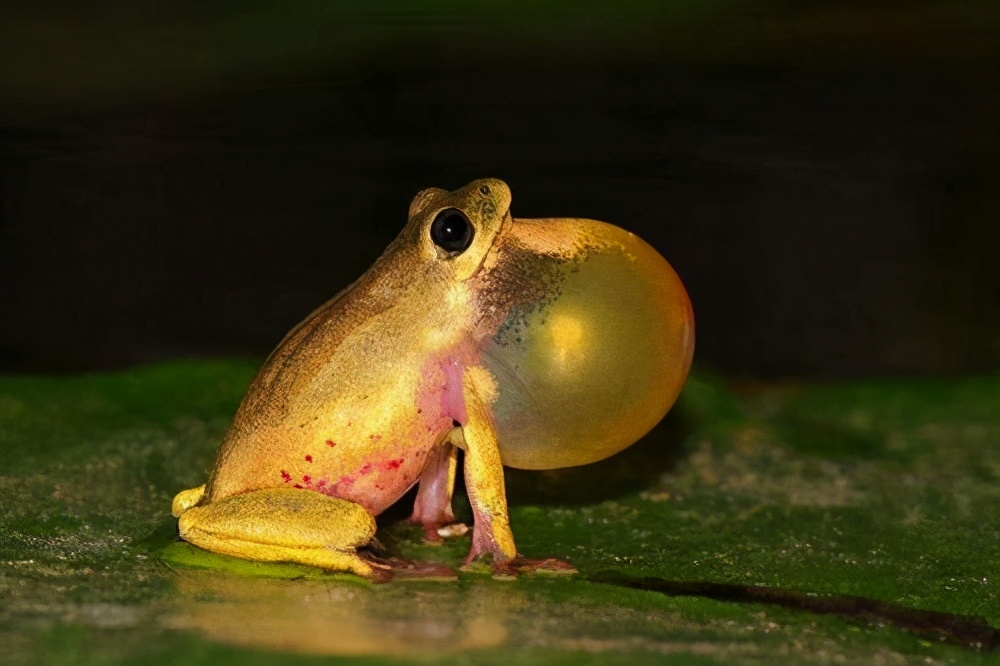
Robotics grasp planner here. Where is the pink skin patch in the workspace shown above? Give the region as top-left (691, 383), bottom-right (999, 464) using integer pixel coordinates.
top-left (301, 452), bottom-right (424, 513)
top-left (440, 357), bottom-right (469, 425)
top-left (415, 340), bottom-right (487, 429)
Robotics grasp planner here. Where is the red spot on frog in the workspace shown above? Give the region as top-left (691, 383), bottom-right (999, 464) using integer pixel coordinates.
top-left (304, 454), bottom-right (313, 462)
top-left (293, 483), bottom-right (303, 489)
top-left (380, 458), bottom-right (403, 471)
top-left (369, 433), bottom-right (382, 441)
top-left (316, 478), bottom-right (328, 488)
top-left (302, 475), bottom-right (312, 484)
top-left (326, 440), bottom-right (336, 447)
top-left (280, 470), bottom-right (292, 483)
top-left (359, 462), bottom-right (373, 474)
top-left (417, 407), bottom-right (423, 414)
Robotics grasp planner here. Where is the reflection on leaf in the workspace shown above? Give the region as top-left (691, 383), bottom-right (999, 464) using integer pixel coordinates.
top-left (165, 570), bottom-right (510, 656)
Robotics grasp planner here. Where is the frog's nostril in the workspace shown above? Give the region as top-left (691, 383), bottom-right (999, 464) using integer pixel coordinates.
top-left (479, 185), bottom-right (490, 196)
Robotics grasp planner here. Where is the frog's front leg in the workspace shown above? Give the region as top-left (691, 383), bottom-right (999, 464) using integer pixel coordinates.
top-left (459, 366), bottom-right (577, 576)
top-left (409, 442), bottom-right (469, 542)
top-left (459, 366), bottom-right (517, 565)
top-left (171, 486), bottom-right (383, 579)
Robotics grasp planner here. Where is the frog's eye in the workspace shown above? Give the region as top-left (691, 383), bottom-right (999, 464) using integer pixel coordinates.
top-left (430, 208), bottom-right (475, 254)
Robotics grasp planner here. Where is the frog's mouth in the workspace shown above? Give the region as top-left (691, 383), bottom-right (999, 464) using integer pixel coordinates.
top-left (468, 209), bottom-right (515, 277)
top-left (493, 209), bottom-right (514, 249)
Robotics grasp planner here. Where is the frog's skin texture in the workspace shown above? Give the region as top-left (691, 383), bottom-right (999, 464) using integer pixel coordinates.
top-left (172, 179), bottom-right (694, 579)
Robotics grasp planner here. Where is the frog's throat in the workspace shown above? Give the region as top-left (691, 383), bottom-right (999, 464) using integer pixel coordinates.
top-left (440, 356), bottom-right (469, 425)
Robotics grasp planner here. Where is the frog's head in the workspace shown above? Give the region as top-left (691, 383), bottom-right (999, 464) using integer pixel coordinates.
top-left (404, 179), bottom-right (694, 470)
top-left (403, 178), bottom-right (512, 282)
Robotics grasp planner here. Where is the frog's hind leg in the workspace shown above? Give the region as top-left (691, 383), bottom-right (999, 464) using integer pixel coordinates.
top-left (409, 442), bottom-right (469, 542)
top-left (176, 488), bottom-right (381, 579)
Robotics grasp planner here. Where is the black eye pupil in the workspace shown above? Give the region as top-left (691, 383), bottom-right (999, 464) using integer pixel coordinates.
top-left (430, 208), bottom-right (474, 253)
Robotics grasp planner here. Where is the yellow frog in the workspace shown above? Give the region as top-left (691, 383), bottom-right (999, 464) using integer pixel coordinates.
top-left (172, 179), bottom-right (694, 579)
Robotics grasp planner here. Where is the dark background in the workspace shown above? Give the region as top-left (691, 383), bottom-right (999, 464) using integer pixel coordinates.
top-left (1, 1), bottom-right (997, 378)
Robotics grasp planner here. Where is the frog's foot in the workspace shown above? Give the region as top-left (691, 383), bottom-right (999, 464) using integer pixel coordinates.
top-left (435, 521), bottom-right (470, 539)
top-left (461, 551), bottom-right (577, 578)
top-left (493, 556), bottom-right (577, 578)
top-left (176, 487), bottom-right (381, 580)
top-left (412, 519), bottom-right (470, 544)
top-left (409, 443), bottom-right (463, 544)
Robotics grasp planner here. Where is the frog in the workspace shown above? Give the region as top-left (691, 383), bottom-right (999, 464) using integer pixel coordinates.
top-left (171, 178), bottom-right (694, 580)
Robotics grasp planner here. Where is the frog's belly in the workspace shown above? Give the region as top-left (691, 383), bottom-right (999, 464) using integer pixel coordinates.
top-left (209, 410), bottom-right (454, 515)
top-left (303, 437), bottom-right (442, 515)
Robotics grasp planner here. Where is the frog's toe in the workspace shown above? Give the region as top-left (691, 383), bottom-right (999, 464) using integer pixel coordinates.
top-left (505, 556), bottom-right (577, 576)
top-left (171, 485), bottom-right (206, 517)
top-left (418, 521), bottom-right (470, 544)
top-left (435, 522), bottom-right (470, 539)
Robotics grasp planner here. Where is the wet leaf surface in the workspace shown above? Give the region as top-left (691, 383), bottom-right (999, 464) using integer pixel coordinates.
top-left (1, 360), bottom-right (997, 664)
